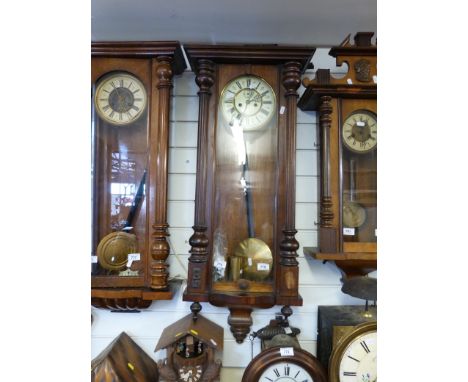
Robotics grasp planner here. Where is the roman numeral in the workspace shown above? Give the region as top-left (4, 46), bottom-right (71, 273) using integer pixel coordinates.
top-left (132, 89), bottom-right (140, 94)
top-left (261, 90), bottom-right (269, 97)
top-left (128, 81), bottom-right (133, 89)
top-left (109, 111), bottom-right (115, 118)
top-left (224, 98), bottom-right (234, 104)
top-left (119, 79), bottom-right (124, 87)
top-left (343, 371), bottom-right (357, 376)
top-left (246, 78), bottom-right (251, 88)
top-left (102, 105), bottom-right (110, 111)
top-left (110, 82), bottom-right (116, 89)
top-left (236, 81), bottom-right (242, 89)
top-left (264, 377), bottom-right (273, 382)
top-left (284, 365), bottom-right (290, 376)
top-left (294, 371), bottom-right (300, 378)
top-left (260, 108), bottom-right (269, 116)
top-left (348, 355), bottom-right (360, 362)
top-left (360, 340), bottom-right (371, 353)
top-left (263, 100), bottom-right (272, 104)
top-left (131, 105), bottom-right (140, 111)
top-left (273, 368), bottom-right (280, 377)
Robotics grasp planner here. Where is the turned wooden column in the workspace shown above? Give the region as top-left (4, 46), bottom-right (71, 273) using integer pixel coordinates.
top-left (187, 59), bottom-right (215, 298)
top-left (150, 56), bottom-right (173, 290)
top-left (278, 61), bottom-right (302, 300)
top-left (319, 95), bottom-right (334, 228)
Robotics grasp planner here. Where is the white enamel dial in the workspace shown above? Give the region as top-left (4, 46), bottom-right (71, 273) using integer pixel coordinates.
top-left (178, 365), bottom-right (203, 382)
top-left (338, 331), bottom-right (377, 382)
top-left (259, 362), bottom-right (314, 382)
top-left (342, 111), bottom-right (377, 153)
top-left (220, 75), bottom-right (276, 130)
top-left (94, 72), bottom-right (147, 125)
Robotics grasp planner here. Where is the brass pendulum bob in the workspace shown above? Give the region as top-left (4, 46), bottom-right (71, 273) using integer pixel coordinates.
top-left (97, 169), bottom-right (146, 271)
top-left (343, 159), bottom-right (366, 228)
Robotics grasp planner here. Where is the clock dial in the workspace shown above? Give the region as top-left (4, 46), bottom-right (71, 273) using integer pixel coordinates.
top-left (95, 72), bottom-right (147, 126)
top-left (178, 365), bottom-right (203, 382)
top-left (338, 331), bottom-right (377, 382)
top-left (342, 111), bottom-right (377, 153)
top-left (220, 75), bottom-right (276, 130)
top-left (259, 362), bottom-right (314, 382)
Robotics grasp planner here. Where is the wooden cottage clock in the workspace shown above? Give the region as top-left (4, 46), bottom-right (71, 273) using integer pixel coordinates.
top-left (298, 32), bottom-right (377, 278)
top-left (91, 42), bottom-right (186, 310)
top-left (183, 44), bottom-right (316, 343)
top-left (92, 332), bottom-right (160, 381)
top-left (155, 313), bottom-right (223, 382)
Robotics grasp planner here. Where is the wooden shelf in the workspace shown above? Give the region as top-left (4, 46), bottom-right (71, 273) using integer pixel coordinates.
top-left (304, 247), bottom-right (376, 278)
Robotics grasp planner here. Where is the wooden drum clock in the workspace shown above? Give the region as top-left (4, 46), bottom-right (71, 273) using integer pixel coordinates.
top-left (91, 42), bottom-right (186, 310)
top-left (183, 44), bottom-right (316, 342)
top-left (298, 32), bottom-right (377, 278)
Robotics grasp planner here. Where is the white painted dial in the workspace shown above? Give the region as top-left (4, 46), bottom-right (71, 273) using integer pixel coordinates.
top-left (259, 362), bottom-right (314, 382)
top-left (220, 75), bottom-right (276, 130)
top-left (178, 365), bottom-right (203, 382)
top-left (342, 111), bottom-right (377, 153)
top-left (338, 331), bottom-right (377, 382)
top-left (94, 72), bottom-right (147, 125)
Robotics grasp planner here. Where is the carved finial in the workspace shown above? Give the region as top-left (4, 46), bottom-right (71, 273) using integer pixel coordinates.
top-left (354, 32), bottom-right (374, 47)
top-left (190, 302), bottom-right (202, 322)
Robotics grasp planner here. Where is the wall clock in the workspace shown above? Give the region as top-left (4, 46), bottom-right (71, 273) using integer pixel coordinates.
top-left (328, 321), bottom-right (377, 382)
top-left (91, 41), bottom-right (186, 310)
top-left (242, 347), bottom-right (327, 382)
top-left (94, 72), bottom-right (148, 125)
top-left (317, 305), bottom-right (377, 371)
top-left (183, 44), bottom-right (316, 342)
top-left (298, 32), bottom-right (377, 278)
top-left (155, 313), bottom-right (223, 382)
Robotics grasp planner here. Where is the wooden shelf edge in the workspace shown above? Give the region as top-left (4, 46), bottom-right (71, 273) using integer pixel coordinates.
top-left (303, 247), bottom-right (377, 261)
top-left (91, 287), bottom-right (173, 301)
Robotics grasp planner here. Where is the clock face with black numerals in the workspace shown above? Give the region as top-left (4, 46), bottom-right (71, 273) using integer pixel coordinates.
top-left (220, 74), bottom-right (276, 130)
top-left (342, 110), bottom-right (377, 154)
top-left (329, 322), bottom-right (377, 382)
top-left (338, 331), bottom-right (376, 382)
top-left (94, 72), bottom-right (147, 126)
top-left (259, 362), bottom-right (314, 381)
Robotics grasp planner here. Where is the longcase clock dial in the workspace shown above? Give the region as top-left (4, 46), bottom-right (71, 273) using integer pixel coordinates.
top-left (95, 72), bottom-right (147, 126)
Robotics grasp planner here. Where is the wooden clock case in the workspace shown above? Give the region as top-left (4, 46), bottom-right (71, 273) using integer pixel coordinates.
top-left (182, 44), bottom-right (316, 343)
top-left (298, 32), bottom-right (377, 278)
top-left (91, 42), bottom-right (186, 310)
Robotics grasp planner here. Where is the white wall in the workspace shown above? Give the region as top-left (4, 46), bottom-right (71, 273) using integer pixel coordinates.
top-left (91, 50), bottom-right (374, 380)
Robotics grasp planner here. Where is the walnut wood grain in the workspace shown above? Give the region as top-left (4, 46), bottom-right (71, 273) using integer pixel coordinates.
top-left (183, 45), bottom-right (315, 343)
top-left (298, 33), bottom-right (377, 279)
top-left (91, 42), bottom-right (186, 308)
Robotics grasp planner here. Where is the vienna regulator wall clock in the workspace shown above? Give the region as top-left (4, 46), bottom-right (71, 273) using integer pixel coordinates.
top-left (91, 42), bottom-right (186, 310)
top-left (183, 44), bottom-right (316, 342)
top-left (298, 32), bottom-right (377, 278)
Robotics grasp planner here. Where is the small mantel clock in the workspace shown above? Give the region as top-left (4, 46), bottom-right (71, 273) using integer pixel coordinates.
top-left (298, 32), bottom-right (377, 278)
top-left (91, 42), bottom-right (186, 310)
top-left (183, 44), bottom-right (316, 342)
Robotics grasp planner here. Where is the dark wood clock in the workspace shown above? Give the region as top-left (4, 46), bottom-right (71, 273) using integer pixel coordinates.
top-left (183, 44), bottom-right (316, 342)
top-left (298, 32), bottom-right (377, 278)
top-left (91, 42), bottom-right (186, 310)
